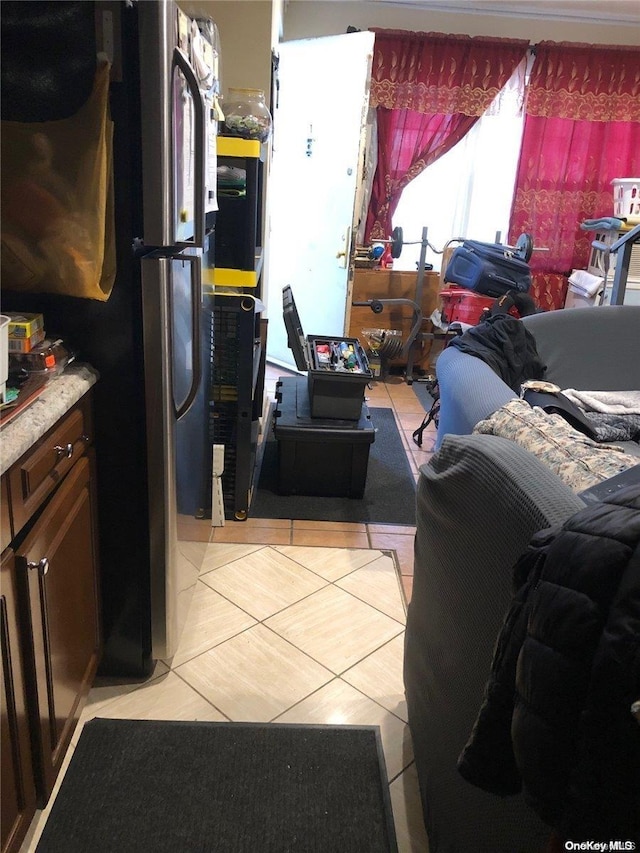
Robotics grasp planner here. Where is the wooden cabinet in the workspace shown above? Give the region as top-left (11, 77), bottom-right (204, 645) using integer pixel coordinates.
top-left (0, 478), bottom-right (12, 554)
top-left (348, 268), bottom-right (442, 370)
top-left (8, 406), bottom-right (90, 535)
top-left (0, 392), bottom-right (101, 853)
top-left (1, 548), bottom-right (37, 853)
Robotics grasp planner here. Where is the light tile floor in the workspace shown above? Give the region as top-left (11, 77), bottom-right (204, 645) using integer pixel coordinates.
top-left (20, 367), bottom-right (436, 853)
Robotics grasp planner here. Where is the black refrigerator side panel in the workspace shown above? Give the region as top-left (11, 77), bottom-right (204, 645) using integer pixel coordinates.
top-left (0, 1), bottom-right (96, 120)
top-left (0, 2), bottom-right (154, 677)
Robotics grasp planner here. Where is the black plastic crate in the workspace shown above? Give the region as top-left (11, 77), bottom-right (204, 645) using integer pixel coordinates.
top-left (273, 377), bottom-right (375, 498)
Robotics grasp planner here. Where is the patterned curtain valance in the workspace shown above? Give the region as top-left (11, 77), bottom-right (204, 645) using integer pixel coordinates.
top-left (526, 41), bottom-right (640, 122)
top-left (369, 29), bottom-right (529, 116)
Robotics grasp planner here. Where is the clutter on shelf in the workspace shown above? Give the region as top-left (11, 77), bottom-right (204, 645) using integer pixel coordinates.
top-left (222, 87), bottom-right (272, 142)
top-left (612, 177), bottom-right (640, 219)
top-left (283, 285), bottom-right (372, 420)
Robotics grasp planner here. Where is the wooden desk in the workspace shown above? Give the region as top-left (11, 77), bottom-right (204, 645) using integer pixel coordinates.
top-left (347, 268), bottom-right (442, 370)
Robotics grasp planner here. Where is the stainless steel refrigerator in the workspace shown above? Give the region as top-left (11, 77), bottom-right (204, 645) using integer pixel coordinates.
top-left (137, 1), bottom-right (219, 662)
top-left (0, 0), bottom-right (220, 675)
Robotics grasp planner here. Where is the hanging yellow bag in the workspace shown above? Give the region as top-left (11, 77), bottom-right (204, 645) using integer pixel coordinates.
top-left (1, 61), bottom-right (115, 301)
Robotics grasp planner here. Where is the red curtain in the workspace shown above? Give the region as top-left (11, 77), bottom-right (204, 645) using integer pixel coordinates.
top-left (508, 42), bottom-right (640, 310)
top-left (365, 30), bottom-right (529, 242)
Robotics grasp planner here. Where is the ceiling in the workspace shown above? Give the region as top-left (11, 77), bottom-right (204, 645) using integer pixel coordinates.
top-left (369, 0), bottom-right (640, 25)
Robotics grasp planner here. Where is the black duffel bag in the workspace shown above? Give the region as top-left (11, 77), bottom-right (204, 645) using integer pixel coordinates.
top-left (444, 240), bottom-right (532, 297)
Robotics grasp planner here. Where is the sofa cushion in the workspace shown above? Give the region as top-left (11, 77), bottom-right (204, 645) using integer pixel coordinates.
top-left (474, 399), bottom-right (639, 491)
top-left (522, 305), bottom-right (640, 391)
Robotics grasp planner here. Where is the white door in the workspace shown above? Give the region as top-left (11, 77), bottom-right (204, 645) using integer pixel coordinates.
top-left (265, 31), bottom-right (374, 369)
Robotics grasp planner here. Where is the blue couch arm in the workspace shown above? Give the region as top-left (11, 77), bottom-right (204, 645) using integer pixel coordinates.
top-left (435, 346), bottom-right (517, 448)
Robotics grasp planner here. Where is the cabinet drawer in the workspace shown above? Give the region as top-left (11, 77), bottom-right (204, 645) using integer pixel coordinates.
top-left (8, 402), bottom-right (90, 535)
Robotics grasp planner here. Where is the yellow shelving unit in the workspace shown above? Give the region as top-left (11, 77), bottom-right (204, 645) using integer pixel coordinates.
top-left (206, 136), bottom-right (269, 520)
top-left (217, 137), bottom-right (263, 159)
top-left (203, 249), bottom-right (263, 290)
top-left (212, 136), bottom-right (266, 290)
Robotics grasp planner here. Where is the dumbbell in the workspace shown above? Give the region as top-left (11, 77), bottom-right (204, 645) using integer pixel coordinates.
top-left (371, 228), bottom-right (534, 263)
top-left (370, 227), bottom-right (406, 259)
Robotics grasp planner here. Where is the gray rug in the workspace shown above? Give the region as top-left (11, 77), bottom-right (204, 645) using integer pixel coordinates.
top-left (36, 719), bottom-right (398, 853)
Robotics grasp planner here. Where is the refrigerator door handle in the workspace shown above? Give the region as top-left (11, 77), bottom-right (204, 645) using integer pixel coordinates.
top-left (171, 254), bottom-right (203, 421)
top-left (173, 46), bottom-right (206, 248)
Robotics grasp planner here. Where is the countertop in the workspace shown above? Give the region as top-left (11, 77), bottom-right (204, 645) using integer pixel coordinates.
top-left (1, 363), bottom-right (98, 476)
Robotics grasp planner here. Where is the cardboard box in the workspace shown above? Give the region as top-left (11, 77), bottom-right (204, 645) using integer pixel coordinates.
top-left (7, 312), bottom-right (44, 339)
top-left (8, 328), bottom-right (46, 353)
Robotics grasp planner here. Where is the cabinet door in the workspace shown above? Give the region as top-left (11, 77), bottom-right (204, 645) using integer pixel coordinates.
top-left (16, 455), bottom-right (101, 801)
top-left (1, 477), bottom-right (13, 553)
top-left (1, 548), bottom-right (37, 853)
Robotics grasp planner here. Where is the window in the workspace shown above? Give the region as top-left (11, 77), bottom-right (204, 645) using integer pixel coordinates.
top-left (391, 59), bottom-right (529, 272)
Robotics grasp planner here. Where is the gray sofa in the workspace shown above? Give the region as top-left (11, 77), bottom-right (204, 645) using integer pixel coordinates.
top-left (434, 304), bottom-right (640, 453)
top-left (404, 305), bottom-right (640, 852)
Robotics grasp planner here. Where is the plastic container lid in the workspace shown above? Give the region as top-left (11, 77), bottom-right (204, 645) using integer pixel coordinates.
top-left (282, 285), bottom-right (310, 371)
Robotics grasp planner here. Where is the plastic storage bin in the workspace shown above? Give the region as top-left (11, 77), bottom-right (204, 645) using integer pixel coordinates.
top-left (612, 178), bottom-right (640, 218)
top-left (282, 285), bottom-right (372, 420)
top-left (273, 377), bottom-right (375, 498)
top-left (439, 287), bottom-right (495, 325)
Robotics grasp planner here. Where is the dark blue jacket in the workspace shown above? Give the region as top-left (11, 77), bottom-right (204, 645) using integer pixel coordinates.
top-left (458, 485), bottom-right (640, 842)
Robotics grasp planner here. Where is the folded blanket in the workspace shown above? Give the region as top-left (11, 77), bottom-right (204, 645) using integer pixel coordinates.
top-left (474, 399), bottom-right (638, 492)
top-left (587, 412), bottom-right (640, 443)
top-left (522, 390), bottom-right (640, 443)
top-left (562, 389), bottom-right (640, 415)
top-left (580, 217), bottom-right (625, 231)
top-left (568, 269), bottom-right (604, 298)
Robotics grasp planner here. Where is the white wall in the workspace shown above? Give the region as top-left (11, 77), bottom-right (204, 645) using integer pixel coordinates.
top-left (281, 0), bottom-right (640, 45)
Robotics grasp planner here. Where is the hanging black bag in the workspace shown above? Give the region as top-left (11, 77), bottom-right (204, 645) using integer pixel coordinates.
top-left (412, 379), bottom-right (440, 447)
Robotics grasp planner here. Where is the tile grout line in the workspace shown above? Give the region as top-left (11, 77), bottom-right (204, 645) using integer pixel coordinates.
top-left (170, 666), bottom-right (233, 722)
top-left (180, 554), bottom-right (403, 670)
top-left (175, 578), bottom-right (406, 698)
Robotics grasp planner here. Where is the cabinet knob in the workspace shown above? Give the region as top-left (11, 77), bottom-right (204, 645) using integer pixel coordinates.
top-left (27, 558), bottom-right (50, 577)
top-left (54, 443), bottom-right (74, 459)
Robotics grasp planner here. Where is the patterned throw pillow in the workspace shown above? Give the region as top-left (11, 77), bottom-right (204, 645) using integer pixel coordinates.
top-left (474, 399), bottom-right (638, 492)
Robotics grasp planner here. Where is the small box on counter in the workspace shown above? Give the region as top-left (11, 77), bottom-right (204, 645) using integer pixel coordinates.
top-left (282, 285), bottom-right (372, 420)
top-left (7, 313), bottom-right (44, 339)
top-left (8, 328), bottom-right (46, 353)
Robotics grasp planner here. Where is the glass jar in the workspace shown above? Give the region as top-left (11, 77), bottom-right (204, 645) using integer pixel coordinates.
top-left (223, 87), bottom-right (272, 142)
